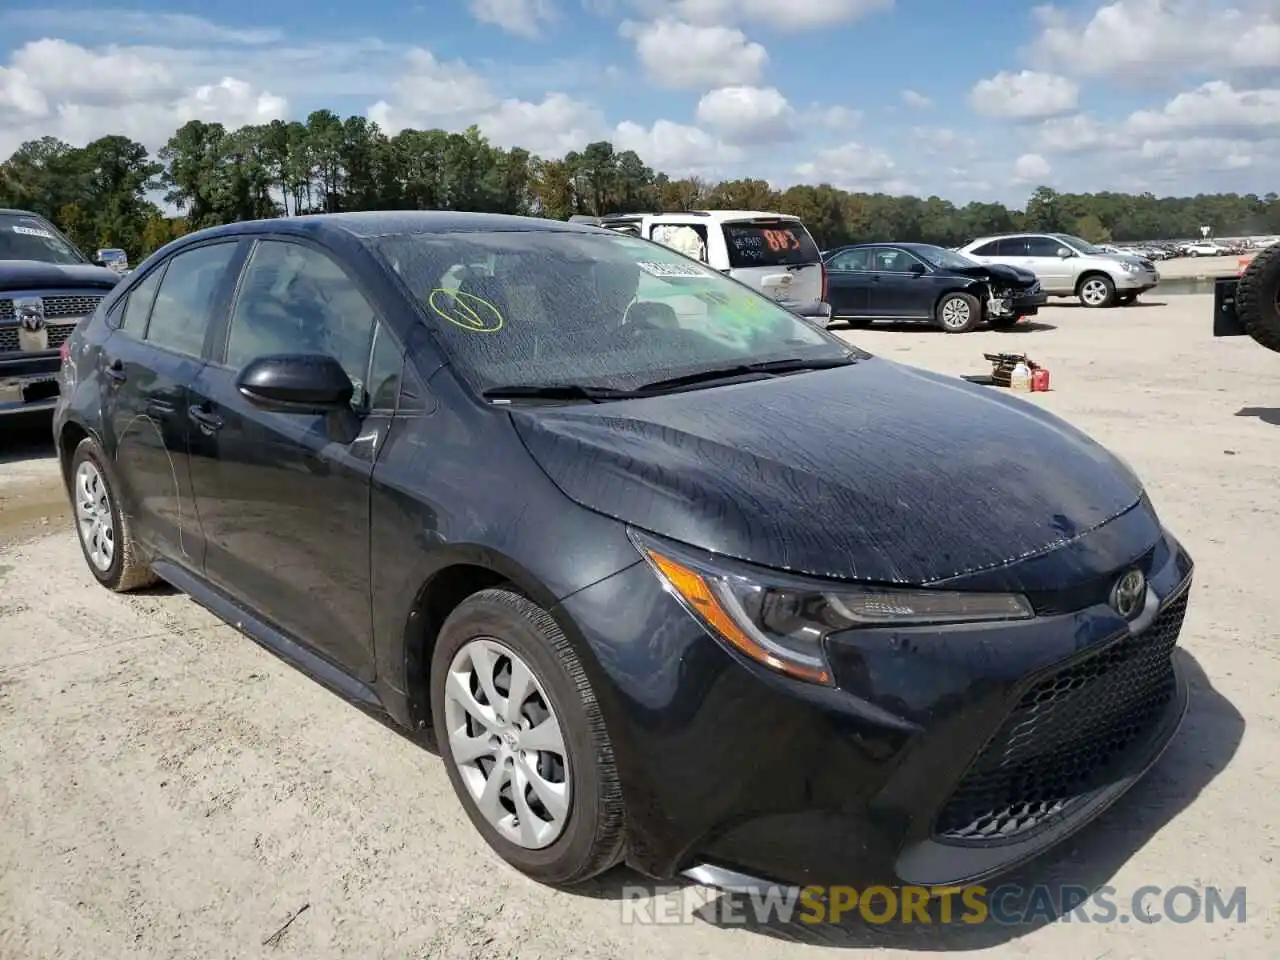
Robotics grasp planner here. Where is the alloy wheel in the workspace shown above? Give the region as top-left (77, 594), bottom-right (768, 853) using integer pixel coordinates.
top-left (1081, 279), bottom-right (1110, 306)
top-left (74, 461), bottom-right (115, 572)
top-left (940, 297), bottom-right (971, 330)
top-left (442, 637), bottom-right (571, 849)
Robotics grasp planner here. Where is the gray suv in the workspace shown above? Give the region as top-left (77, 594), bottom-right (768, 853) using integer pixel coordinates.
top-left (958, 233), bottom-right (1160, 308)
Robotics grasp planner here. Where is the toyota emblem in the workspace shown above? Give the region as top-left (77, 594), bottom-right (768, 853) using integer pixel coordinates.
top-left (1110, 568), bottom-right (1146, 620)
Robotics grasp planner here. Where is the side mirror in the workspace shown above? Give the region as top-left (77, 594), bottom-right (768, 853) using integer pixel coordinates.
top-left (909, 261), bottom-right (927, 275)
top-left (236, 354), bottom-right (354, 413)
top-left (1057, 248), bottom-right (1075, 258)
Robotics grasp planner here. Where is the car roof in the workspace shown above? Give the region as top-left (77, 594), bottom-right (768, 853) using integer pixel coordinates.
top-left (176, 211), bottom-right (602, 248)
top-left (0, 208), bottom-right (50, 219)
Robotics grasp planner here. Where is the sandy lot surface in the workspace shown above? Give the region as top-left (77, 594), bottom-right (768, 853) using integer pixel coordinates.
top-left (1, 294), bottom-right (1278, 959)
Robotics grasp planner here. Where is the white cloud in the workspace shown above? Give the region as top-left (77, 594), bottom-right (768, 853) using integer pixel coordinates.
top-left (468, 0), bottom-right (558, 38)
top-left (1125, 81), bottom-right (1280, 138)
top-left (613, 118), bottom-right (741, 174)
top-left (478, 93), bottom-right (608, 156)
top-left (968, 70), bottom-right (1079, 119)
top-left (0, 8), bottom-right (283, 45)
top-left (1013, 152), bottom-right (1052, 182)
top-left (695, 86), bottom-right (795, 143)
top-left (901, 89), bottom-right (932, 108)
top-left (1028, 0), bottom-right (1280, 80)
top-left (808, 105), bottom-right (861, 130)
top-left (793, 142), bottom-right (915, 194)
top-left (0, 39), bottom-right (286, 158)
top-left (619, 19), bottom-right (768, 88)
top-left (631, 0), bottom-right (893, 30)
top-left (1035, 112), bottom-right (1119, 154)
top-left (912, 126), bottom-right (980, 160)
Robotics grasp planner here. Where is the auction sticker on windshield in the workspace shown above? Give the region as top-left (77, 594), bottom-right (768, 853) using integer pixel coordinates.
top-left (636, 261), bottom-right (712, 278)
top-left (13, 225), bottom-right (54, 238)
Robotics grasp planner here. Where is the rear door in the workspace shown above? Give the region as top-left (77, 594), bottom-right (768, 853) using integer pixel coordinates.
top-left (719, 218), bottom-right (823, 307)
top-left (100, 240), bottom-right (245, 568)
top-left (824, 247), bottom-right (873, 317)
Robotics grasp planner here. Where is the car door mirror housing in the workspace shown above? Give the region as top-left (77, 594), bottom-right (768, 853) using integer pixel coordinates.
top-left (236, 354), bottom-right (354, 413)
top-left (1058, 248), bottom-right (1075, 258)
top-left (909, 261), bottom-right (927, 275)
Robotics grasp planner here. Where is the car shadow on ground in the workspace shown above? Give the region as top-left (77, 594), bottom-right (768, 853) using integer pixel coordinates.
top-left (839, 321), bottom-right (1058, 334)
top-left (0, 414), bottom-right (56, 465)
top-left (1235, 406), bottom-right (1280, 426)
top-left (1050, 301), bottom-right (1168, 309)
top-left (571, 651), bottom-right (1242, 950)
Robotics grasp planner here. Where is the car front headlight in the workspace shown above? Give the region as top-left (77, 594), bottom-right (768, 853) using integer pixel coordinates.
top-left (1120, 261), bottom-right (1138, 272)
top-left (629, 528), bottom-right (1034, 686)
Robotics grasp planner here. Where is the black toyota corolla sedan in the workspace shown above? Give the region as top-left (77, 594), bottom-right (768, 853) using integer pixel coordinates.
top-left (54, 212), bottom-right (1193, 891)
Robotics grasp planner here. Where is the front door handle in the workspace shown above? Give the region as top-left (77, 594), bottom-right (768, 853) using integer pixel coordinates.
top-left (188, 404), bottom-right (224, 433)
top-left (105, 358), bottom-right (126, 382)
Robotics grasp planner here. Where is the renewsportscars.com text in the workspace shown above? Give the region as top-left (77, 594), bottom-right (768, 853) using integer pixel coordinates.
top-left (620, 883), bottom-right (1247, 926)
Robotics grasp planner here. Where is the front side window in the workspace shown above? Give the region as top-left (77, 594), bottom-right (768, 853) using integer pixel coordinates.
top-left (1053, 234), bottom-right (1104, 255)
top-left (1024, 236), bottom-right (1065, 257)
top-left (0, 213), bottom-right (86, 265)
top-left (146, 243), bottom-right (238, 357)
top-left (225, 241), bottom-right (378, 400)
top-left (915, 246), bottom-right (981, 271)
top-left (374, 229), bottom-right (845, 394)
top-left (870, 248), bottom-right (924, 272)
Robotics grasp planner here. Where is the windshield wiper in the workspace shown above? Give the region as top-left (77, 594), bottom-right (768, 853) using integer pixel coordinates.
top-left (634, 354), bottom-right (857, 394)
top-left (481, 383), bottom-right (641, 403)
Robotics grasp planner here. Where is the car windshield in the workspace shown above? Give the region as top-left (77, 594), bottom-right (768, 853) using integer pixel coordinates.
top-left (1053, 234), bottom-right (1105, 256)
top-left (373, 229), bottom-right (846, 393)
top-left (913, 246), bottom-right (981, 270)
top-left (0, 213), bottom-right (86, 265)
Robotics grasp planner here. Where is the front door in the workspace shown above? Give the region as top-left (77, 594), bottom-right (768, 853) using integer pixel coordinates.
top-left (1022, 236), bottom-right (1076, 292)
top-left (101, 241), bottom-right (242, 568)
top-left (867, 248), bottom-right (930, 318)
top-left (185, 239), bottom-right (392, 681)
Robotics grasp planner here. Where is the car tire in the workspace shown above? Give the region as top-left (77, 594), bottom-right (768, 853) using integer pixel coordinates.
top-left (1236, 243), bottom-right (1280, 354)
top-left (69, 437), bottom-right (159, 592)
top-left (1077, 274), bottom-right (1116, 308)
top-left (431, 587), bottom-right (625, 886)
top-left (936, 292), bottom-right (981, 333)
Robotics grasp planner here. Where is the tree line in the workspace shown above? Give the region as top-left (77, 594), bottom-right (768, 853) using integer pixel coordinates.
top-left (1, 109), bottom-right (1277, 264)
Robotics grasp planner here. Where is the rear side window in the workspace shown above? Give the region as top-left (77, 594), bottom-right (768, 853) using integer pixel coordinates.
top-left (119, 266), bottom-right (164, 334)
top-left (827, 248), bottom-right (871, 271)
top-left (146, 243), bottom-right (238, 357)
top-left (721, 221), bottom-right (820, 268)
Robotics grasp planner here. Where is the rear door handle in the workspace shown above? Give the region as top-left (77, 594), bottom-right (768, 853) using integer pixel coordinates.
top-left (146, 398), bottom-right (175, 416)
top-left (188, 404), bottom-right (224, 433)
top-left (105, 358), bottom-right (126, 382)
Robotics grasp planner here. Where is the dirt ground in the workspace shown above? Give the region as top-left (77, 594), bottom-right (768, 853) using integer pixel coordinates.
top-left (1, 294), bottom-right (1277, 959)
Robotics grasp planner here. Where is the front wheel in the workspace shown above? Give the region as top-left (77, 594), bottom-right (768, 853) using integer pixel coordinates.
top-left (1078, 274), bottom-right (1116, 308)
top-left (431, 588), bottom-right (625, 886)
top-left (936, 292), bottom-right (981, 333)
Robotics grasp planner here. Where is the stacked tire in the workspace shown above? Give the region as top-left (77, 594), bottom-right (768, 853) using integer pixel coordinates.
top-left (1237, 244), bottom-right (1280, 354)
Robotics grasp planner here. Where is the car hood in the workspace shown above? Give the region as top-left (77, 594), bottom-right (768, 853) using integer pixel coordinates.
top-left (949, 263), bottom-right (1038, 287)
top-left (0, 260), bottom-right (121, 293)
top-left (511, 358), bottom-right (1145, 585)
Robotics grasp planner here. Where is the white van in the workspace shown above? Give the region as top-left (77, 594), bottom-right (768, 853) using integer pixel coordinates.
top-left (571, 210), bottom-right (828, 312)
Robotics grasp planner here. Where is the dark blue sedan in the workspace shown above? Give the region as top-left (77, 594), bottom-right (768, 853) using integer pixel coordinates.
top-left (824, 242), bottom-right (1047, 333)
top-left (54, 211), bottom-right (1191, 892)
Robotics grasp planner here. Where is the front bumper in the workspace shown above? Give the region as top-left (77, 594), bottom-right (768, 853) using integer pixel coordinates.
top-left (1115, 269), bottom-right (1160, 292)
top-left (0, 352), bottom-right (61, 415)
top-left (557, 515), bottom-right (1193, 890)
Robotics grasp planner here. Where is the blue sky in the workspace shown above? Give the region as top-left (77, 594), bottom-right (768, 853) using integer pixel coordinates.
top-left (0, 0), bottom-right (1277, 206)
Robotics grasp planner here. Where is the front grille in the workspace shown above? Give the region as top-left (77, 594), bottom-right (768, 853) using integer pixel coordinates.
top-left (0, 321), bottom-right (79, 353)
top-left (0, 293), bottom-right (105, 322)
top-left (934, 588), bottom-right (1189, 843)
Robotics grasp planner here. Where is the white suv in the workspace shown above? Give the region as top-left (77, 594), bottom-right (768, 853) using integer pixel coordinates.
top-left (573, 210), bottom-right (828, 313)
top-left (959, 232), bottom-right (1159, 308)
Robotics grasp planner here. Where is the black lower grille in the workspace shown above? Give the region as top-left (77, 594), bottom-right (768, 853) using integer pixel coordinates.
top-left (934, 588), bottom-right (1189, 842)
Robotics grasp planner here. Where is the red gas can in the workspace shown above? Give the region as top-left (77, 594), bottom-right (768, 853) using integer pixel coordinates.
top-left (1031, 367), bottom-right (1050, 392)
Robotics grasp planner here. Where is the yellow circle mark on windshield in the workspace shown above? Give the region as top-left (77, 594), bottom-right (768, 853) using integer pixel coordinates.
top-left (428, 288), bottom-right (504, 333)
